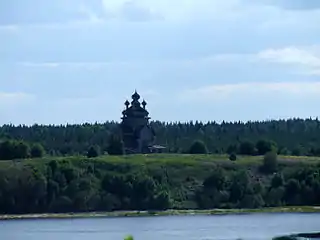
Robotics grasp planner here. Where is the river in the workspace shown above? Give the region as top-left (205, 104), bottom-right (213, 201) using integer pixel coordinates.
top-left (0, 213), bottom-right (319, 240)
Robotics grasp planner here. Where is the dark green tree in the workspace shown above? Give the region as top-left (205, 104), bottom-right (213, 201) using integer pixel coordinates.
top-left (87, 146), bottom-right (100, 158)
top-left (203, 168), bottom-right (226, 190)
top-left (284, 179), bottom-right (301, 205)
top-left (189, 140), bottom-right (208, 154)
top-left (227, 144), bottom-right (238, 154)
top-left (262, 151), bottom-right (278, 173)
top-left (265, 187), bottom-right (285, 207)
top-left (0, 140), bottom-right (30, 160)
top-left (256, 139), bottom-right (277, 155)
top-left (30, 143), bottom-right (45, 158)
top-left (107, 135), bottom-right (124, 155)
top-left (229, 153), bottom-right (237, 161)
top-left (0, 140), bottom-right (14, 160)
top-left (14, 141), bottom-right (30, 159)
top-left (271, 173), bottom-right (284, 188)
top-left (239, 141), bottom-right (255, 155)
top-left (278, 147), bottom-right (289, 155)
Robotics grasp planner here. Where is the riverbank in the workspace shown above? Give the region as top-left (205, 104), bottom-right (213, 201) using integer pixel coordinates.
top-left (1, 206), bottom-right (320, 220)
top-left (1, 155), bottom-right (320, 219)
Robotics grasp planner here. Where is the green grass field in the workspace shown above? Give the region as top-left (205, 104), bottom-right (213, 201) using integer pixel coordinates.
top-left (1, 153), bottom-right (320, 169)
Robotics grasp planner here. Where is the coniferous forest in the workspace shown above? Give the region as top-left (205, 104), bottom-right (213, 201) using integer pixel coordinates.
top-left (0, 118), bottom-right (320, 215)
top-left (1, 118), bottom-right (320, 157)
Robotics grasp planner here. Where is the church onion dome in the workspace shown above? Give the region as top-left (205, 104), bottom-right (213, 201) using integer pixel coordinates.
top-left (142, 99), bottom-right (147, 108)
top-left (132, 90), bottom-right (140, 101)
top-left (124, 100), bottom-right (130, 108)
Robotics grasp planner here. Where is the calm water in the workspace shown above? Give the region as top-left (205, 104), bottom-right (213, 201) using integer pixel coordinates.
top-left (0, 213), bottom-right (319, 240)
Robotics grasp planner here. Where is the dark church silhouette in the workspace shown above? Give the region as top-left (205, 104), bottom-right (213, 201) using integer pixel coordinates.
top-left (120, 91), bottom-right (166, 154)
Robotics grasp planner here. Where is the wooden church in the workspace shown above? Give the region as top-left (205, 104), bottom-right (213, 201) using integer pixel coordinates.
top-left (120, 91), bottom-right (166, 154)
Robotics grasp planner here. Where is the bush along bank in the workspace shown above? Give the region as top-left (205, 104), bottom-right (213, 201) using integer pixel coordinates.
top-left (0, 154), bottom-right (320, 214)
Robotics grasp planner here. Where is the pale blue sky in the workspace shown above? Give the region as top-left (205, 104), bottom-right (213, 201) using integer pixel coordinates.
top-left (1, 0), bottom-right (320, 125)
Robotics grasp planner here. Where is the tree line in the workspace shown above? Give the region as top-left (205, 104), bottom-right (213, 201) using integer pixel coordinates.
top-left (0, 139), bottom-right (45, 160)
top-left (1, 118), bottom-right (320, 157)
top-left (0, 135), bottom-right (295, 161)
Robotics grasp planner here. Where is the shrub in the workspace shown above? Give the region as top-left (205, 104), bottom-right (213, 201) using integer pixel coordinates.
top-left (262, 151), bottom-right (278, 173)
top-left (256, 140), bottom-right (278, 155)
top-left (87, 146), bottom-right (100, 158)
top-left (30, 143), bottom-right (45, 158)
top-left (124, 236), bottom-right (134, 240)
top-left (189, 140), bottom-right (208, 154)
top-left (0, 140), bottom-right (30, 160)
top-left (229, 153), bottom-right (237, 161)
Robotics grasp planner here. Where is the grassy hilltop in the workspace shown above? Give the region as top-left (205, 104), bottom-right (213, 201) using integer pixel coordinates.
top-left (1, 153), bottom-right (320, 216)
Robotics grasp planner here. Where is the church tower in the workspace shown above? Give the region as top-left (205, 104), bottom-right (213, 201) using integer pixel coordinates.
top-left (120, 91), bottom-right (155, 153)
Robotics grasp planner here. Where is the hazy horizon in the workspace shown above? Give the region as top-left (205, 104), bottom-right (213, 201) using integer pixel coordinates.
top-left (1, 115), bottom-right (319, 128)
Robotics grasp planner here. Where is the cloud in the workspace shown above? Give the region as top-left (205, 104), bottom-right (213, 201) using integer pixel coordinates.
top-left (257, 46), bottom-right (320, 75)
top-left (11, 46), bottom-right (318, 98)
top-left (0, 0), bottom-right (247, 28)
top-left (100, 0), bottom-right (320, 24)
top-left (19, 62), bottom-right (61, 68)
top-left (258, 46), bottom-right (320, 66)
top-left (0, 92), bottom-right (35, 107)
top-left (0, 0), bottom-right (105, 30)
top-left (0, 0), bottom-right (99, 25)
top-left (16, 54), bottom-right (251, 69)
top-left (1, 0), bottom-right (319, 32)
top-left (102, 0), bottom-right (163, 22)
top-left (19, 88), bottom-right (160, 125)
top-left (254, 0), bottom-right (320, 10)
top-left (17, 45), bottom-right (320, 76)
top-left (0, 24), bottom-right (19, 33)
top-left (180, 81), bottom-right (320, 103)
top-left (78, 3), bottom-right (104, 23)
top-left (171, 81), bottom-right (320, 122)
top-left (18, 61), bottom-right (135, 69)
top-left (102, 0), bottom-right (244, 22)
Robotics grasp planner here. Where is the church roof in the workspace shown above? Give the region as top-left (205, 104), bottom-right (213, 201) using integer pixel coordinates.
top-left (123, 106), bottom-right (149, 116)
top-left (131, 90), bottom-right (140, 101)
top-left (122, 91), bottom-right (150, 118)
